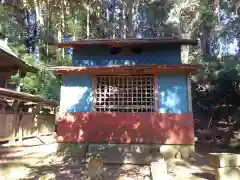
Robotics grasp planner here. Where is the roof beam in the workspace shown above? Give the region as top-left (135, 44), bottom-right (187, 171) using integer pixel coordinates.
top-left (0, 87), bottom-right (59, 107)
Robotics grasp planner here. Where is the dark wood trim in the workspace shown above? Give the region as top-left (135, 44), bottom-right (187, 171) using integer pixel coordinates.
top-left (92, 75), bottom-right (97, 112)
top-left (57, 38), bottom-right (198, 48)
top-left (0, 66), bottom-right (19, 72)
top-left (49, 65), bottom-right (197, 76)
top-left (0, 49), bottom-right (38, 73)
top-left (154, 75), bottom-right (160, 112)
top-left (0, 87), bottom-right (59, 107)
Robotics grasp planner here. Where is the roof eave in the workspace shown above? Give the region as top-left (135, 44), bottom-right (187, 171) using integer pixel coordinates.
top-left (0, 87), bottom-right (59, 107)
top-left (57, 38), bottom-right (198, 48)
top-left (0, 49), bottom-right (38, 73)
top-left (48, 65), bottom-right (198, 76)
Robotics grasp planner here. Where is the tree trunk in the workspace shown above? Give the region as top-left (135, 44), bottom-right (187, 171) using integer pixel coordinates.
top-left (122, 1), bottom-right (127, 38)
top-left (87, 5), bottom-right (90, 39)
top-left (61, 0), bottom-right (67, 59)
top-left (125, 0), bottom-right (135, 38)
top-left (57, 29), bottom-right (62, 63)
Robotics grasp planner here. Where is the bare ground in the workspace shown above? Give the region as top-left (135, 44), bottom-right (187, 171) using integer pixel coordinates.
top-left (0, 136), bottom-right (215, 180)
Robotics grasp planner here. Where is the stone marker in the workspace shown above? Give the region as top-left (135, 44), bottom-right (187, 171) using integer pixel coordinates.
top-left (215, 167), bottom-right (240, 180)
top-left (150, 159), bottom-right (171, 180)
top-left (209, 153), bottom-right (240, 180)
top-left (209, 153), bottom-right (240, 168)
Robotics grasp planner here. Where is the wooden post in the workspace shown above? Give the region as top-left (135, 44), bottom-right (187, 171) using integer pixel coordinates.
top-left (34, 104), bottom-right (40, 137)
top-left (10, 100), bottom-right (20, 144)
top-left (54, 106), bottom-right (59, 135)
top-left (4, 78), bottom-right (7, 88)
top-left (53, 107), bottom-right (57, 115)
top-left (18, 110), bottom-right (23, 144)
top-left (16, 70), bottom-right (21, 92)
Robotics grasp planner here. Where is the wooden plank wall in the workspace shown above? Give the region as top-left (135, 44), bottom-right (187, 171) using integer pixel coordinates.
top-left (0, 113), bottom-right (56, 142)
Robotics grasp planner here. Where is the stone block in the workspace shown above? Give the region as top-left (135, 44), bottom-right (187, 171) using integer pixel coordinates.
top-left (215, 167), bottom-right (240, 180)
top-left (159, 145), bottom-right (195, 160)
top-left (88, 144), bottom-right (157, 164)
top-left (57, 143), bottom-right (88, 159)
top-left (209, 153), bottom-right (240, 168)
top-left (88, 144), bottom-right (195, 164)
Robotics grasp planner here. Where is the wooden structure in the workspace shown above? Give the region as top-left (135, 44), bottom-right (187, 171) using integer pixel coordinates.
top-left (50, 38), bottom-right (198, 162)
top-left (0, 34), bottom-right (59, 142)
top-left (0, 87), bottom-right (59, 142)
top-left (0, 33), bottom-right (37, 90)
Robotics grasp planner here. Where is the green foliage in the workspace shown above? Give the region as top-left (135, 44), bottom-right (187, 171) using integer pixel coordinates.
top-left (21, 68), bottom-right (62, 101)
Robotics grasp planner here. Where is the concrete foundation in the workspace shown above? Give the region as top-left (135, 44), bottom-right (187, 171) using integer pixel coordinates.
top-left (57, 143), bottom-right (88, 160)
top-left (56, 143), bottom-right (195, 164)
top-left (88, 144), bottom-right (195, 164)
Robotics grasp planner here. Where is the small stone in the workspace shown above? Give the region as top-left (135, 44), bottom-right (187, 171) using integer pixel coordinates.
top-left (144, 175), bottom-right (151, 180)
top-left (140, 166), bottom-right (150, 176)
top-left (175, 152), bottom-right (182, 159)
top-left (189, 157), bottom-right (196, 163)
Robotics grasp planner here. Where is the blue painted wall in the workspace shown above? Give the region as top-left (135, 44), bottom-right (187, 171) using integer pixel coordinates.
top-left (72, 46), bottom-right (181, 67)
top-left (61, 43), bottom-right (189, 114)
top-left (60, 74), bottom-right (189, 114)
top-left (60, 75), bottom-right (93, 112)
top-left (158, 75), bottom-right (189, 114)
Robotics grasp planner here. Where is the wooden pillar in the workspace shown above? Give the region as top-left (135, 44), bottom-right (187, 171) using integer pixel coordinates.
top-left (10, 100), bottom-right (20, 144)
top-left (18, 110), bottom-right (23, 144)
top-left (4, 78), bottom-right (8, 88)
top-left (16, 70), bottom-right (21, 92)
top-left (34, 104), bottom-right (40, 137)
top-left (53, 107), bottom-right (57, 115)
top-left (53, 106), bottom-right (59, 134)
top-left (0, 72), bottom-right (10, 88)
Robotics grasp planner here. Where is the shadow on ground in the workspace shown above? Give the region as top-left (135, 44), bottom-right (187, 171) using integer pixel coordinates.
top-left (0, 135), bottom-right (225, 180)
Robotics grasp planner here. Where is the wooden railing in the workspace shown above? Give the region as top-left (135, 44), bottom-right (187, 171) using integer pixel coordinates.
top-left (0, 112), bottom-right (56, 142)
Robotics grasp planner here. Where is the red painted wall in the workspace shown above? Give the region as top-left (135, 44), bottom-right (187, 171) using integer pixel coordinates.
top-left (57, 112), bottom-right (194, 144)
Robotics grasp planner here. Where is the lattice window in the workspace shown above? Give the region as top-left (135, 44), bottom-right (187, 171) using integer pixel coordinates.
top-left (93, 75), bottom-right (156, 112)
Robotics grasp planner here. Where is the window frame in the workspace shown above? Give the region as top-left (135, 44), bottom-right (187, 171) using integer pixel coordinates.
top-left (92, 74), bottom-right (159, 112)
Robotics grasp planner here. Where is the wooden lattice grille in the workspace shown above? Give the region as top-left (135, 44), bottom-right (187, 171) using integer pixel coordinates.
top-left (94, 75), bottom-right (155, 112)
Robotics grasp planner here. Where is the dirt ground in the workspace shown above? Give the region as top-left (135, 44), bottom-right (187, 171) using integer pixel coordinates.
top-left (0, 136), bottom-right (215, 180)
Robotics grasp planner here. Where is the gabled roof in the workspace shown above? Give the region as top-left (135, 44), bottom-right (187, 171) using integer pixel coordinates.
top-left (0, 39), bottom-right (37, 73)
